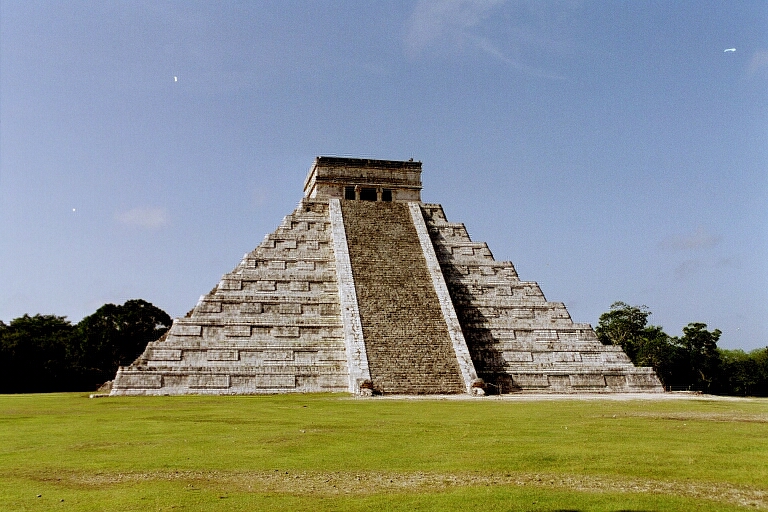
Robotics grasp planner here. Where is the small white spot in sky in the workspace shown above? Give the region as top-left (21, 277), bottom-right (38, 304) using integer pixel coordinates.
top-left (724, 48), bottom-right (736, 52)
top-left (174, 76), bottom-right (178, 81)
top-left (72, 208), bottom-right (76, 212)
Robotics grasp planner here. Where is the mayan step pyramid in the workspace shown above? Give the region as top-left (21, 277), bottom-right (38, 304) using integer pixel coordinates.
top-left (112, 157), bottom-right (663, 396)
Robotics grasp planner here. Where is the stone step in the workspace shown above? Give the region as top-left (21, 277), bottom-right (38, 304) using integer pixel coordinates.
top-left (341, 201), bottom-right (465, 394)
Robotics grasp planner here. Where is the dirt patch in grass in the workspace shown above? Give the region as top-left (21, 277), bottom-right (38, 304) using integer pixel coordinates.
top-left (42, 469), bottom-right (768, 509)
top-left (623, 411), bottom-right (768, 423)
top-left (360, 392), bottom-right (763, 402)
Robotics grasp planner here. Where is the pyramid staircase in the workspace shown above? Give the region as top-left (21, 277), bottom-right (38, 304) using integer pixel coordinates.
top-left (341, 201), bottom-right (465, 394)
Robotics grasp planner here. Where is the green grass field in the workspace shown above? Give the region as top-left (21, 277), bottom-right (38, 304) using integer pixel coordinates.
top-left (0, 393), bottom-right (766, 511)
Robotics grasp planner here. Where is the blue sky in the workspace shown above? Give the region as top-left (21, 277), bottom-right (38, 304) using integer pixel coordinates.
top-left (1, 1), bottom-right (766, 350)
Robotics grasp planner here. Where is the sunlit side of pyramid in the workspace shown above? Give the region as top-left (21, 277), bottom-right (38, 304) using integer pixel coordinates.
top-left (112, 157), bottom-right (663, 395)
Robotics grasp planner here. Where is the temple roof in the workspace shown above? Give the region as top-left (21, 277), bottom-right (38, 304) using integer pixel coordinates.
top-left (303, 156), bottom-right (422, 201)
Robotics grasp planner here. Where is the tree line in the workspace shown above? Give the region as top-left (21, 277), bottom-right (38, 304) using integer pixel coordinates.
top-left (596, 302), bottom-right (768, 396)
top-left (0, 300), bottom-right (171, 393)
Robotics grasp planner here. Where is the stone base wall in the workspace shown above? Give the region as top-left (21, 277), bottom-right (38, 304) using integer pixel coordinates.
top-left (113, 365), bottom-right (347, 395)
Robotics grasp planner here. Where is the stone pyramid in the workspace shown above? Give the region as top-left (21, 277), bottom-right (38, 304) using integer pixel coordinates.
top-left (112, 157), bottom-right (663, 396)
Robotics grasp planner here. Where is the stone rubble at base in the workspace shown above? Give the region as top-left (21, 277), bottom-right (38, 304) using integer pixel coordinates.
top-left (111, 157), bottom-right (664, 396)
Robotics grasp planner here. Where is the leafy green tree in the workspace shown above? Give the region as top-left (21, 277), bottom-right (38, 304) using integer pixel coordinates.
top-left (0, 300), bottom-right (171, 393)
top-left (678, 323), bottom-right (722, 393)
top-left (0, 314), bottom-right (76, 393)
top-left (595, 302), bottom-right (652, 360)
top-left (595, 302), bottom-right (684, 387)
top-left (753, 348), bottom-right (768, 396)
top-left (75, 299), bottom-right (171, 388)
top-left (630, 325), bottom-right (681, 388)
top-left (716, 348), bottom-right (768, 397)
top-left (595, 303), bottom-right (724, 391)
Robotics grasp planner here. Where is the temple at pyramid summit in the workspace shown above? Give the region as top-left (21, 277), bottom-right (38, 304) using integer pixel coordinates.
top-left (111, 157), bottom-right (663, 396)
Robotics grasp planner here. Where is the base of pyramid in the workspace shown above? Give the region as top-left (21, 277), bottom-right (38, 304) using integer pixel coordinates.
top-left (112, 367), bottom-right (348, 396)
top-left (502, 368), bottom-right (664, 394)
top-left (112, 368), bottom-right (662, 396)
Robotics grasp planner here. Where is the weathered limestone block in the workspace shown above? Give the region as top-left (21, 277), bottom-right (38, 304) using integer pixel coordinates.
top-left (602, 351), bottom-right (632, 364)
top-left (240, 302), bottom-right (263, 314)
top-left (294, 261), bottom-right (316, 271)
top-left (255, 280), bottom-right (276, 291)
top-left (149, 349), bottom-right (182, 361)
top-left (626, 371), bottom-right (664, 388)
top-left (289, 281), bottom-right (310, 292)
top-left (547, 375), bottom-right (572, 391)
top-left (278, 303), bottom-right (302, 315)
top-left (219, 279), bottom-right (242, 290)
top-left (503, 351), bottom-right (533, 362)
top-left (187, 374), bottom-right (230, 389)
top-left (554, 352), bottom-right (582, 363)
top-left (224, 325), bottom-right (251, 337)
top-left (511, 374), bottom-right (550, 388)
top-left (570, 374), bottom-right (607, 388)
top-left (605, 375), bottom-right (628, 389)
top-left (271, 326), bottom-right (300, 338)
top-left (170, 324), bottom-right (202, 336)
top-left (207, 350), bottom-right (239, 361)
top-left (114, 371), bottom-right (163, 389)
top-left (197, 301), bottom-right (222, 313)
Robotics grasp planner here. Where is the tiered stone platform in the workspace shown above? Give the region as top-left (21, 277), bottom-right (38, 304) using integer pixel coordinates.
top-left (112, 157), bottom-right (663, 395)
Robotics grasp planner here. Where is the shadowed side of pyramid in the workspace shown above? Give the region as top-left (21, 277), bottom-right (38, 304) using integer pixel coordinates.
top-left (421, 204), bottom-right (663, 394)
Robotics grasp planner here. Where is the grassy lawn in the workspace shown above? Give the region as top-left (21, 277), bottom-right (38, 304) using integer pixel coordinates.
top-left (0, 393), bottom-right (766, 511)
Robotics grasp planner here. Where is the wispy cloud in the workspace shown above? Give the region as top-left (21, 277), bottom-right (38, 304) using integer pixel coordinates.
top-left (673, 256), bottom-right (738, 281)
top-left (747, 49), bottom-right (768, 78)
top-left (659, 226), bottom-right (721, 251)
top-left (252, 188), bottom-right (268, 208)
top-left (673, 259), bottom-right (700, 280)
top-left (116, 207), bottom-right (170, 229)
top-left (473, 34), bottom-right (566, 80)
top-left (404, 0), bottom-right (569, 80)
top-left (404, 0), bottom-right (504, 56)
